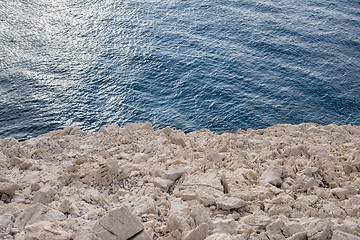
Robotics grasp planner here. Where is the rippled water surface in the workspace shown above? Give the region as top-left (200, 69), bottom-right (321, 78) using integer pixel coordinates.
top-left (1, 0), bottom-right (360, 140)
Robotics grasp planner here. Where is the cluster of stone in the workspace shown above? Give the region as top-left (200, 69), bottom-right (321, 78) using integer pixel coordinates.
top-left (0, 123), bottom-right (359, 240)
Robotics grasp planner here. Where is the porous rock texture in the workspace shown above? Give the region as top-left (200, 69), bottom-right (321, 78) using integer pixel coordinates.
top-left (0, 123), bottom-right (360, 240)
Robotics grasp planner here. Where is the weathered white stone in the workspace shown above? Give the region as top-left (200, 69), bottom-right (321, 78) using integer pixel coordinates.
top-left (180, 189), bottom-right (197, 201)
top-left (153, 178), bottom-right (173, 192)
top-left (58, 199), bottom-right (77, 214)
top-left (15, 220), bottom-right (72, 240)
top-left (14, 203), bottom-right (51, 230)
top-left (167, 213), bottom-right (191, 233)
top-left (206, 152), bottom-right (225, 162)
top-left (190, 207), bottom-right (213, 228)
top-left (330, 188), bottom-right (349, 200)
top-left (183, 223), bottom-right (209, 240)
top-left (260, 166), bottom-right (283, 186)
top-left (216, 197), bottom-right (247, 210)
top-left (91, 206), bottom-right (150, 240)
top-left (287, 232), bottom-right (308, 240)
top-left (164, 167), bottom-right (186, 181)
top-left (196, 189), bottom-right (216, 207)
top-left (33, 188), bottom-right (56, 204)
top-left (307, 220), bottom-right (331, 240)
top-left (0, 214), bottom-right (13, 234)
top-left (30, 182), bottom-right (41, 192)
top-left (0, 182), bottom-right (18, 198)
top-left (94, 160), bottom-right (119, 187)
top-left (169, 133), bottom-right (187, 148)
top-left (133, 197), bottom-right (157, 216)
top-left (205, 233), bottom-right (233, 240)
top-left (213, 219), bottom-right (238, 235)
top-left (331, 230), bottom-right (360, 240)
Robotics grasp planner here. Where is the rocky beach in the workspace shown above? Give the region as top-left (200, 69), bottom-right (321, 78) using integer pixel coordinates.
top-left (0, 123), bottom-right (359, 240)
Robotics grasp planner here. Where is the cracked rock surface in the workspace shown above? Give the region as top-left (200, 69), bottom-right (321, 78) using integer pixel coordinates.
top-left (0, 123), bottom-right (360, 239)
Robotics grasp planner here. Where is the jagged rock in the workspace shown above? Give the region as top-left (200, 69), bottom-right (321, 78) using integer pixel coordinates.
top-left (133, 196), bottom-right (157, 216)
top-left (190, 207), bottom-right (213, 228)
top-left (153, 178), bottom-right (174, 192)
top-left (33, 188), bottom-right (56, 204)
top-left (213, 219), bottom-right (238, 235)
top-left (15, 220), bottom-right (72, 240)
top-left (307, 220), bottom-right (331, 240)
top-left (0, 181), bottom-right (18, 199)
top-left (195, 189), bottom-right (216, 207)
top-left (164, 167), bottom-right (186, 181)
top-left (58, 199), bottom-right (77, 214)
top-left (331, 230), bottom-right (360, 240)
top-left (0, 213), bottom-right (13, 234)
top-left (94, 160), bottom-right (119, 187)
top-left (30, 182), bottom-right (41, 192)
top-left (91, 206), bottom-right (150, 240)
top-left (183, 223), bottom-right (209, 240)
top-left (288, 232), bottom-right (308, 240)
top-left (330, 188), bottom-right (349, 200)
top-left (216, 197), bottom-right (247, 210)
top-left (14, 203), bottom-right (65, 231)
top-left (180, 189), bottom-right (197, 201)
top-left (260, 166), bottom-right (283, 186)
top-left (205, 233), bottom-right (233, 240)
top-left (206, 152), bottom-right (225, 162)
top-left (169, 133), bottom-right (187, 148)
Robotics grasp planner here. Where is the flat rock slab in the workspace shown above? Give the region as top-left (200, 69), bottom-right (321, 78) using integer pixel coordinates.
top-left (216, 197), bottom-right (247, 210)
top-left (331, 230), bottom-right (360, 240)
top-left (91, 206), bottom-right (150, 240)
top-left (0, 182), bottom-right (18, 197)
top-left (260, 166), bottom-right (283, 186)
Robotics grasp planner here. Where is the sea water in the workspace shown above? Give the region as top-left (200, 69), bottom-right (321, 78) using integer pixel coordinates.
top-left (1, 0), bottom-right (359, 140)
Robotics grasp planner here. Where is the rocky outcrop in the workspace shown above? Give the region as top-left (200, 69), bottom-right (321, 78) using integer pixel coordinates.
top-left (0, 123), bottom-right (359, 239)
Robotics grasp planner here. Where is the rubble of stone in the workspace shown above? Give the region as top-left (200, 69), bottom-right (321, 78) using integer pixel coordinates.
top-left (0, 123), bottom-right (359, 240)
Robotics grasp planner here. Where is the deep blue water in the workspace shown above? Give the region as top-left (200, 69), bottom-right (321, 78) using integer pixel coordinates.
top-left (1, 0), bottom-right (359, 140)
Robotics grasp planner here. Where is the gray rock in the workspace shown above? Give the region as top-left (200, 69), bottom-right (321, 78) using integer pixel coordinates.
top-left (216, 197), bottom-right (247, 210)
top-left (183, 223), bottom-right (209, 240)
top-left (196, 189), bottom-right (216, 207)
top-left (13, 202), bottom-right (65, 231)
top-left (260, 166), bottom-right (283, 186)
top-left (33, 188), bottom-right (56, 204)
top-left (164, 167), bottom-right (186, 181)
top-left (153, 178), bottom-right (174, 192)
top-left (91, 206), bottom-right (150, 240)
top-left (205, 233), bottom-right (233, 240)
top-left (0, 182), bottom-right (18, 198)
top-left (15, 220), bottom-right (72, 240)
top-left (331, 230), bottom-right (360, 240)
top-left (307, 220), bottom-right (331, 240)
top-left (169, 133), bottom-right (186, 148)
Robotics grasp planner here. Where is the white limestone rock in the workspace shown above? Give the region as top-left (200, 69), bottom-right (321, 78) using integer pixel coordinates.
top-left (13, 203), bottom-right (64, 231)
top-left (0, 181), bottom-right (18, 200)
top-left (153, 178), bottom-right (174, 192)
top-left (91, 206), bottom-right (150, 240)
top-left (331, 230), bottom-right (360, 240)
top-left (213, 218), bottom-right (238, 235)
top-left (196, 189), bottom-right (216, 207)
top-left (15, 220), bottom-right (72, 240)
top-left (32, 188), bottom-right (56, 205)
top-left (163, 167), bottom-right (186, 181)
top-left (190, 207), bottom-right (213, 228)
top-left (183, 223), bottom-right (209, 240)
top-left (205, 233), bottom-right (233, 240)
top-left (260, 166), bottom-right (283, 186)
top-left (216, 197), bottom-right (247, 210)
top-left (307, 220), bottom-right (331, 240)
